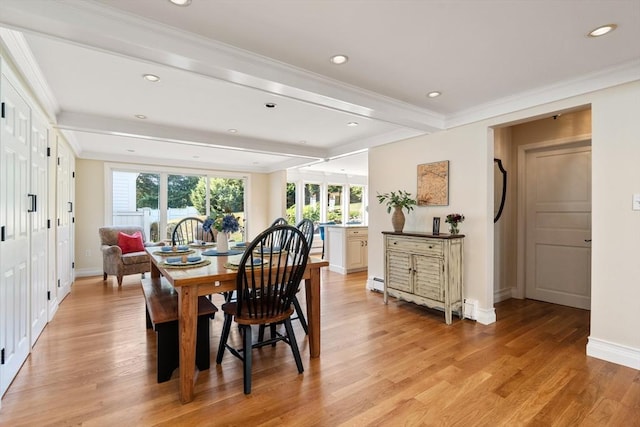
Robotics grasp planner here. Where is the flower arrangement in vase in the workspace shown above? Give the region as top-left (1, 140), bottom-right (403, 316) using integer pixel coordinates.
top-left (203, 212), bottom-right (240, 252)
top-left (445, 213), bottom-right (465, 235)
top-left (376, 190), bottom-right (417, 233)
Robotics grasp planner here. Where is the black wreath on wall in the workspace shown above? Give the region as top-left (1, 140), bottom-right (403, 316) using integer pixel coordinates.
top-left (494, 158), bottom-right (507, 223)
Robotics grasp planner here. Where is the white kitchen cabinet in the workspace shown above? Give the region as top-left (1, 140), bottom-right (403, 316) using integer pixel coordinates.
top-left (327, 226), bottom-right (368, 274)
top-left (383, 231), bottom-right (464, 324)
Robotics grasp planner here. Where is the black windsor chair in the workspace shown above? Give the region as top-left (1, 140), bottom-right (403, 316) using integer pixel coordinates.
top-left (170, 217), bottom-right (215, 246)
top-left (215, 225), bottom-right (310, 394)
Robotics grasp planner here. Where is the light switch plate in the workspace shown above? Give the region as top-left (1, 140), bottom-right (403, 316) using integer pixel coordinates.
top-left (633, 194), bottom-right (640, 211)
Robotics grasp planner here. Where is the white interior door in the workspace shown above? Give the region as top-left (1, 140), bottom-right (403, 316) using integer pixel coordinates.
top-left (0, 76), bottom-right (31, 396)
top-left (29, 113), bottom-right (49, 346)
top-left (56, 138), bottom-right (73, 300)
top-left (525, 144), bottom-right (592, 309)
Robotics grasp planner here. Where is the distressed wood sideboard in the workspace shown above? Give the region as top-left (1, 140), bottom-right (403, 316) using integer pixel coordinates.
top-left (383, 231), bottom-right (465, 324)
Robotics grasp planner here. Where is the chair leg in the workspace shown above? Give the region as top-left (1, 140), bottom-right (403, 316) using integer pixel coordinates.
top-left (216, 313), bottom-right (233, 364)
top-left (284, 318), bottom-right (304, 374)
top-left (117, 275), bottom-right (123, 287)
top-left (242, 325), bottom-right (253, 394)
top-left (292, 295), bottom-right (309, 335)
top-left (103, 272), bottom-right (107, 280)
top-left (258, 324), bottom-right (266, 342)
top-left (270, 323), bottom-right (277, 347)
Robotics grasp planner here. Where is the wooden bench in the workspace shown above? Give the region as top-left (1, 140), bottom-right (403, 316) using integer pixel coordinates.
top-left (141, 277), bottom-right (217, 383)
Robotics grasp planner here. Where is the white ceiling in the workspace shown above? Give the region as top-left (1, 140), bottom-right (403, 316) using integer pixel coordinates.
top-left (1, 0), bottom-right (639, 177)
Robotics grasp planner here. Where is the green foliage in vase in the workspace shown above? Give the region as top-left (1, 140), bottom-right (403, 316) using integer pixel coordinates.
top-left (376, 190), bottom-right (417, 214)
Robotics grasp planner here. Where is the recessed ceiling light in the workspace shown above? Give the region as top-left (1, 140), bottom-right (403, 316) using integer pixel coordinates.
top-left (588, 24), bottom-right (617, 37)
top-left (299, 140), bottom-right (307, 144)
top-left (347, 121), bottom-right (359, 127)
top-left (127, 149), bottom-right (135, 153)
top-left (330, 54), bottom-right (349, 65)
top-left (142, 74), bottom-right (160, 82)
top-left (135, 114), bottom-right (147, 119)
top-left (427, 91), bottom-right (442, 98)
top-left (192, 155), bottom-right (199, 159)
top-left (228, 128), bottom-right (238, 133)
top-left (169, 0), bottom-right (192, 6)
top-left (265, 102), bottom-right (277, 108)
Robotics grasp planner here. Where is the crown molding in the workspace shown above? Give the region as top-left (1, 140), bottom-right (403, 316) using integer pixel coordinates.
top-left (0, 28), bottom-right (59, 119)
top-left (446, 59), bottom-right (640, 129)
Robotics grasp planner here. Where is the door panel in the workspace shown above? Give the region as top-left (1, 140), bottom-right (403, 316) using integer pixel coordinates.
top-left (30, 114), bottom-right (49, 345)
top-left (56, 139), bottom-right (72, 300)
top-left (525, 145), bottom-right (591, 309)
top-left (0, 77), bottom-right (31, 396)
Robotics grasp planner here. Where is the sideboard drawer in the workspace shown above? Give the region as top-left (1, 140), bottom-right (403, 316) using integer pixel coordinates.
top-left (386, 236), bottom-right (443, 256)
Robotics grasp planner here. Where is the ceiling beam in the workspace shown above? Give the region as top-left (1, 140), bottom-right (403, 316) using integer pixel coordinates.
top-left (0, 0), bottom-right (445, 134)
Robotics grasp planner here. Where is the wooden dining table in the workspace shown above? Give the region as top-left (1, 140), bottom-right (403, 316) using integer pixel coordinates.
top-left (147, 246), bottom-right (328, 403)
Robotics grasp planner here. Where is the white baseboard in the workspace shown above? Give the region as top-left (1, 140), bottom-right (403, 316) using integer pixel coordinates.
top-left (587, 337), bottom-right (640, 370)
top-left (366, 276), bottom-right (384, 292)
top-left (476, 307), bottom-right (496, 325)
top-left (494, 287), bottom-right (513, 303)
top-left (74, 268), bottom-right (102, 278)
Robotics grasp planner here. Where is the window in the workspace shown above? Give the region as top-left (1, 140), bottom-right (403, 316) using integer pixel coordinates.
top-left (109, 166), bottom-right (247, 243)
top-left (112, 171), bottom-right (160, 240)
top-left (348, 185), bottom-right (365, 224)
top-left (286, 182), bottom-right (296, 224)
top-left (327, 184), bottom-right (343, 224)
top-left (209, 177), bottom-right (246, 241)
top-left (303, 183), bottom-right (320, 222)
top-left (167, 174), bottom-right (202, 240)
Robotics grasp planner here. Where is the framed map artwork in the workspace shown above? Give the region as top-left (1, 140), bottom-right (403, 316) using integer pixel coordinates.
top-left (417, 160), bottom-right (449, 206)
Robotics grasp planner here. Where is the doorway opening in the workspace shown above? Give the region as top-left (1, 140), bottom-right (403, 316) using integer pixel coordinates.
top-left (493, 107), bottom-right (592, 310)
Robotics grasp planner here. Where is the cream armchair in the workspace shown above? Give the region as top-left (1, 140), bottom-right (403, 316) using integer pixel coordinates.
top-left (99, 225), bottom-right (164, 286)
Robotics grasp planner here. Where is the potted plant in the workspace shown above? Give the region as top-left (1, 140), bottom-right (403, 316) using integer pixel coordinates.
top-left (376, 190), bottom-right (417, 232)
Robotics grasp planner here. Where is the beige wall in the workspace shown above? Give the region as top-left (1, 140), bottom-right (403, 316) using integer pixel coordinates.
top-left (369, 80), bottom-right (640, 368)
top-left (75, 159), bottom-right (106, 274)
top-left (267, 170), bottom-right (287, 221)
top-left (74, 160), bottom-right (271, 276)
top-left (590, 82), bottom-right (640, 352)
top-left (493, 127), bottom-right (516, 301)
top-left (369, 123), bottom-right (492, 318)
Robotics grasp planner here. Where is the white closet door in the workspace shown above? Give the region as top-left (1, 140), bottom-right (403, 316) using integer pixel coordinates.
top-left (29, 113), bottom-right (49, 346)
top-left (0, 76), bottom-right (31, 396)
top-left (56, 138), bottom-right (73, 300)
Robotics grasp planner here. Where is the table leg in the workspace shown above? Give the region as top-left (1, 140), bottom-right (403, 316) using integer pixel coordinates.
top-left (305, 267), bottom-right (321, 358)
top-left (178, 285), bottom-right (198, 403)
top-left (150, 258), bottom-right (160, 279)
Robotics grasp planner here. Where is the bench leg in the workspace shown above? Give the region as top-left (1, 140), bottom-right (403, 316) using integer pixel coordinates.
top-left (145, 304), bottom-right (153, 330)
top-left (156, 322), bottom-right (179, 383)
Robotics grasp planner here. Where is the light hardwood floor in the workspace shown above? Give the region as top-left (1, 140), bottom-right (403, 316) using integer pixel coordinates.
top-left (0, 270), bottom-right (638, 426)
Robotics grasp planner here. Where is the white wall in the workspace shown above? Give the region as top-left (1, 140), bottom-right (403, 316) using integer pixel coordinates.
top-left (368, 80), bottom-right (640, 369)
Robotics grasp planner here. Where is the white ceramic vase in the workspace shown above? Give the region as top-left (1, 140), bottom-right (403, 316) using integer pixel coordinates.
top-left (217, 232), bottom-right (229, 253)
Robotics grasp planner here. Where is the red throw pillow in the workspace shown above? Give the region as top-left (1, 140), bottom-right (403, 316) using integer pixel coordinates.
top-left (117, 231), bottom-right (145, 254)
